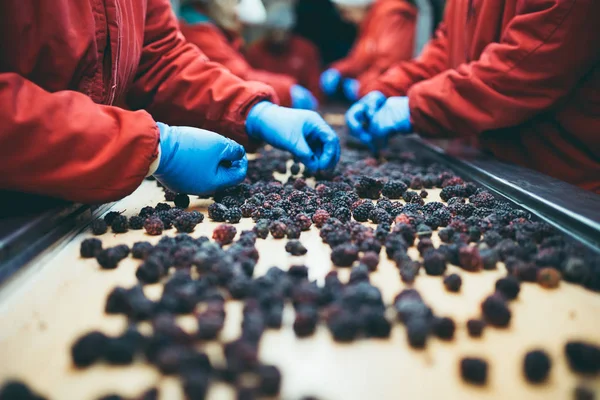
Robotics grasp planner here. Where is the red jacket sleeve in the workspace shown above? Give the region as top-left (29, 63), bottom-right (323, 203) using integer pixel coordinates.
top-left (408, 0), bottom-right (600, 138)
top-left (0, 73), bottom-right (159, 203)
top-left (332, 1), bottom-right (417, 79)
top-left (179, 23), bottom-right (295, 107)
top-left (360, 21), bottom-right (449, 97)
top-left (127, 0), bottom-right (277, 147)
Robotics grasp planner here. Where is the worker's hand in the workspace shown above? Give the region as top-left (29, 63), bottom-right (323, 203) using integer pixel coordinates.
top-left (369, 96), bottom-right (413, 150)
top-left (342, 78), bottom-right (360, 102)
top-left (290, 84), bottom-right (319, 110)
top-left (345, 91), bottom-right (387, 145)
top-left (154, 123), bottom-right (248, 195)
top-left (320, 68), bottom-right (342, 96)
top-left (246, 102), bottom-right (340, 173)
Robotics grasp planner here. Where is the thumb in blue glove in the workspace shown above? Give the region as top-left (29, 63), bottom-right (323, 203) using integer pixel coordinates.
top-left (320, 68), bottom-right (341, 96)
top-left (246, 102), bottom-right (341, 173)
top-left (369, 96), bottom-right (412, 151)
top-left (290, 84), bottom-right (319, 110)
top-left (154, 122), bottom-right (248, 195)
top-left (345, 91), bottom-right (387, 145)
top-left (342, 78), bottom-right (360, 102)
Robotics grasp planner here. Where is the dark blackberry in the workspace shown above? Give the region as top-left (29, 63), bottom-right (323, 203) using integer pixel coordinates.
top-left (416, 223), bottom-right (433, 238)
top-left (295, 213), bottom-right (313, 231)
top-left (440, 185), bottom-right (467, 202)
top-left (312, 209), bottom-right (331, 228)
top-left (240, 203), bottom-right (256, 218)
top-left (443, 274), bottom-right (462, 292)
top-left (96, 248), bottom-right (127, 269)
top-left (495, 276), bottom-right (520, 300)
top-left (290, 162), bottom-right (301, 175)
top-left (369, 208), bottom-right (391, 224)
top-left (330, 244), bottom-right (359, 267)
top-left (253, 219), bottom-right (270, 239)
top-left (155, 202), bottom-right (171, 212)
top-left (349, 264), bottom-right (370, 284)
top-left (480, 248), bottom-right (499, 270)
top-left (433, 208), bottom-right (452, 227)
top-left (360, 251), bottom-right (380, 271)
top-left (71, 330), bottom-right (108, 368)
top-left (136, 259), bottom-right (164, 284)
top-left (285, 240), bottom-right (307, 256)
top-left (423, 250), bottom-right (447, 276)
top-left (132, 242), bottom-right (153, 259)
top-left (126, 216), bottom-right (143, 230)
top-left (523, 350), bottom-right (551, 383)
top-left (399, 260), bottom-right (420, 284)
top-left (363, 310), bottom-right (392, 338)
top-left (213, 224), bottom-right (237, 246)
top-left (225, 207), bottom-right (242, 224)
top-left (164, 190), bottom-right (177, 201)
top-left (80, 238), bottom-right (103, 258)
top-left (104, 336), bottom-right (136, 365)
top-left (403, 191), bottom-right (424, 205)
top-left (537, 268), bottom-right (561, 289)
top-left (113, 244), bottom-right (130, 259)
top-left (458, 246), bottom-right (483, 271)
top-left (417, 238), bottom-right (434, 255)
top-left (258, 365), bottom-right (282, 396)
top-left (438, 227), bottom-right (455, 243)
top-left (91, 219), bottom-right (108, 235)
top-left (110, 215), bottom-right (129, 233)
top-left (406, 318), bottom-right (429, 348)
top-left (481, 294), bottom-right (511, 327)
top-left (144, 217), bottom-right (164, 236)
top-left (268, 221), bottom-right (287, 239)
top-left (393, 223), bottom-right (416, 245)
top-left (352, 203), bottom-right (372, 222)
top-left (469, 191), bottom-right (496, 208)
top-left (562, 257), bottom-right (589, 284)
top-left (286, 224), bottom-right (301, 239)
top-left (104, 211), bottom-right (122, 225)
top-left (432, 317), bottom-right (455, 340)
top-left (419, 190), bottom-right (428, 198)
top-left (139, 206), bottom-right (155, 219)
top-left (174, 193), bottom-right (190, 209)
top-left (564, 341), bottom-right (600, 374)
top-left (460, 357), bottom-right (488, 385)
top-left (189, 211), bottom-right (204, 224)
top-left (173, 214), bottom-right (197, 233)
top-left (574, 386), bottom-right (595, 400)
top-left (381, 180), bottom-right (407, 199)
top-left (328, 309), bottom-right (359, 342)
top-left (355, 176), bottom-right (384, 199)
top-left (466, 319), bottom-right (485, 338)
top-left (156, 210), bottom-right (174, 230)
top-left (208, 203), bottom-right (228, 222)
top-left (294, 306), bottom-right (318, 337)
top-left (334, 207), bottom-right (351, 223)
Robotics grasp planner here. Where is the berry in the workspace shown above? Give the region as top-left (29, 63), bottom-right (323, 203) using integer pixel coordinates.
top-left (104, 211), bottom-right (122, 225)
top-left (537, 268), bottom-right (561, 289)
top-left (403, 191), bottom-right (424, 205)
top-left (128, 216), bottom-right (144, 230)
top-left (460, 357), bottom-right (488, 385)
top-left (174, 193), bottom-right (190, 208)
top-left (423, 250), bottom-right (447, 276)
top-left (564, 341), bottom-right (600, 374)
top-left (155, 202), bottom-right (171, 212)
top-left (294, 306), bottom-right (318, 337)
top-left (111, 215), bottom-right (129, 233)
top-left (495, 276), bottom-right (521, 300)
top-left (469, 191), bottom-right (496, 208)
top-left (96, 248), bottom-right (127, 269)
top-left (268, 221), bottom-right (287, 239)
top-left (213, 224), bottom-right (237, 246)
top-left (253, 219), bottom-right (270, 239)
top-left (333, 207), bottom-right (351, 223)
top-left (91, 219), bottom-right (108, 235)
top-left (258, 365), bottom-right (282, 396)
top-left (290, 163), bottom-right (301, 175)
top-left (481, 294), bottom-right (511, 327)
top-left (286, 224), bottom-right (301, 239)
top-left (330, 244), bottom-right (359, 267)
top-left (225, 207), bottom-right (242, 224)
top-left (440, 185), bottom-right (467, 202)
top-left (480, 248), bottom-right (499, 270)
top-left (132, 242), bottom-right (153, 259)
top-left (419, 190), bottom-right (428, 198)
top-left (574, 386), bottom-right (595, 400)
top-left (443, 274), bottom-right (462, 292)
top-left (360, 251), bottom-right (380, 271)
top-left (369, 208), bottom-right (391, 224)
top-left (156, 210), bottom-right (174, 229)
top-left (139, 206), bottom-right (155, 218)
top-left (562, 257), bottom-right (589, 283)
top-left (174, 213), bottom-right (197, 233)
top-left (312, 209), bottom-right (331, 228)
top-left (144, 217), bottom-right (164, 236)
top-left (381, 180), bottom-right (407, 199)
top-left (355, 176), bottom-right (384, 199)
top-left (71, 331), bottom-right (108, 368)
top-left (295, 213), bottom-right (313, 231)
top-left (328, 309), bottom-right (359, 342)
top-left (164, 190), bottom-right (177, 201)
top-left (80, 238), bottom-right (102, 258)
top-left (466, 319), bottom-right (485, 338)
top-left (285, 240), bottom-right (307, 256)
top-left (432, 317), bottom-right (455, 340)
top-left (0, 381), bottom-right (44, 400)
top-left (353, 203), bottom-right (372, 222)
top-left (458, 246), bottom-right (483, 271)
top-left (208, 203), bottom-right (228, 222)
top-left (523, 350), bottom-right (551, 383)
top-left (406, 318), bottom-right (429, 348)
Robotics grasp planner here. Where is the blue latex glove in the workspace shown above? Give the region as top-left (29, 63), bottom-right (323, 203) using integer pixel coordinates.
top-left (345, 91), bottom-right (387, 146)
top-left (320, 68), bottom-right (341, 96)
top-left (290, 84), bottom-right (319, 110)
top-left (369, 96), bottom-right (413, 151)
top-left (342, 78), bottom-right (360, 102)
top-left (246, 102), bottom-right (340, 173)
top-left (154, 122), bottom-right (248, 195)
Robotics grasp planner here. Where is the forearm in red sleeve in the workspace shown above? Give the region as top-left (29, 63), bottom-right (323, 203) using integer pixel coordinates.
top-left (360, 21), bottom-right (449, 97)
top-left (244, 69), bottom-right (296, 107)
top-left (127, 0), bottom-right (276, 148)
top-left (408, 0), bottom-right (600, 138)
top-left (0, 73), bottom-right (159, 204)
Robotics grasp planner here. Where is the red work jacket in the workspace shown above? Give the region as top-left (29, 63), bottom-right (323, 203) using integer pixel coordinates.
top-left (332, 0), bottom-right (417, 88)
top-left (179, 16), bottom-right (296, 107)
top-left (362, 0), bottom-right (600, 192)
top-left (247, 36), bottom-right (322, 100)
top-left (0, 0), bottom-right (275, 204)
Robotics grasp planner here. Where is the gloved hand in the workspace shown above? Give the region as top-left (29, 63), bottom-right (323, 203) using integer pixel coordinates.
top-left (246, 102), bottom-right (340, 173)
top-left (290, 84), bottom-right (319, 110)
top-left (342, 78), bottom-right (360, 102)
top-left (345, 91), bottom-right (387, 145)
top-left (368, 96), bottom-right (412, 151)
top-left (320, 68), bottom-right (342, 96)
top-left (154, 122), bottom-right (248, 195)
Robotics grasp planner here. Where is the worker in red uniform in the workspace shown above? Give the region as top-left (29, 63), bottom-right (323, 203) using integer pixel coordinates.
top-left (179, 0), bottom-right (318, 110)
top-left (320, 0), bottom-right (417, 102)
top-left (246, 2), bottom-right (322, 101)
top-left (0, 0), bottom-right (340, 204)
top-left (347, 0), bottom-right (600, 192)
